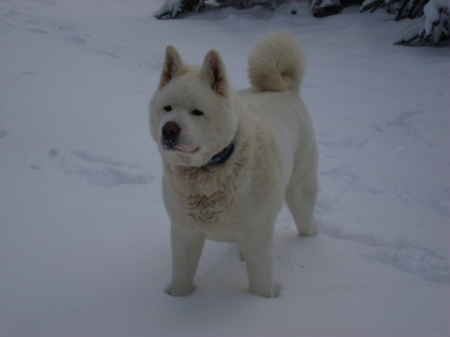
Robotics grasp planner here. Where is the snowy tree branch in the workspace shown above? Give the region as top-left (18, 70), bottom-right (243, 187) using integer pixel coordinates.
top-left (310, 0), bottom-right (343, 17)
top-left (395, 0), bottom-right (450, 44)
top-left (154, 0), bottom-right (205, 19)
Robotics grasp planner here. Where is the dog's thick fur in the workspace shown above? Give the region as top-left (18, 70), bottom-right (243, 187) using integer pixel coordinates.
top-left (149, 33), bottom-right (318, 298)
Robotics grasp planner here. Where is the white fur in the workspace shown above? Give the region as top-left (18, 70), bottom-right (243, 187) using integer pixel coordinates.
top-left (149, 32), bottom-right (318, 298)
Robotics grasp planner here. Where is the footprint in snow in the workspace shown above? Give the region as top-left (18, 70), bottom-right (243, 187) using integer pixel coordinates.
top-left (368, 246), bottom-right (449, 284)
top-left (48, 148), bottom-right (153, 188)
top-left (138, 55), bottom-right (163, 71)
top-left (51, 23), bottom-right (76, 32)
top-left (320, 222), bottom-right (450, 284)
top-left (96, 50), bottom-right (120, 60)
top-left (66, 35), bottom-right (88, 45)
top-left (425, 190), bottom-right (450, 218)
top-left (385, 109), bottom-right (424, 129)
top-left (25, 28), bottom-right (48, 34)
top-left (317, 133), bottom-right (369, 150)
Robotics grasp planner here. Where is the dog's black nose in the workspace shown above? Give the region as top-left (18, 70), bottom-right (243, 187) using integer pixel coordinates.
top-left (162, 121), bottom-right (180, 145)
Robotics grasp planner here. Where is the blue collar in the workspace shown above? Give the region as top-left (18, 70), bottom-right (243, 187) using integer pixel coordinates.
top-left (207, 143), bottom-right (235, 165)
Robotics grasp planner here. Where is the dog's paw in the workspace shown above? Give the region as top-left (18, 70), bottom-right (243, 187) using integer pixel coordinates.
top-left (249, 284), bottom-right (276, 298)
top-left (299, 221), bottom-right (318, 237)
top-left (164, 284), bottom-right (195, 297)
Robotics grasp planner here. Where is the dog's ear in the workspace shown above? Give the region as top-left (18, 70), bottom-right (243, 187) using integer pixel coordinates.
top-left (200, 50), bottom-right (228, 96)
top-left (159, 45), bottom-right (186, 89)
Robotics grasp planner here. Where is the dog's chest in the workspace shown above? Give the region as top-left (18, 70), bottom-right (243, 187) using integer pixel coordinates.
top-left (182, 186), bottom-right (236, 228)
top-left (184, 190), bottom-right (231, 224)
top-left (166, 168), bottom-right (247, 239)
top-left (177, 187), bottom-right (248, 242)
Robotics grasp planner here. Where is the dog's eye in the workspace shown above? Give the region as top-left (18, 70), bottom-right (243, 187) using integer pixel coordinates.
top-left (191, 109), bottom-right (204, 116)
top-left (163, 106), bottom-right (172, 112)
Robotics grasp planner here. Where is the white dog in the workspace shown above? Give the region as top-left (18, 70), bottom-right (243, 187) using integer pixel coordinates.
top-left (149, 33), bottom-right (318, 298)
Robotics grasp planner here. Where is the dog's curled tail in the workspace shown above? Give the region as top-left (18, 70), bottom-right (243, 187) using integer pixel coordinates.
top-left (248, 32), bottom-right (306, 93)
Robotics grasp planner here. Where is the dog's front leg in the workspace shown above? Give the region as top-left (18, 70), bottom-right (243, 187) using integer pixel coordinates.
top-left (241, 230), bottom-right (274, 298)
top-left (169, 226), bottom-right (205, 297)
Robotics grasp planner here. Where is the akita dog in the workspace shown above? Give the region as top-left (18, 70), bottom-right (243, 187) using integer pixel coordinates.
top-left (149, 33), bottom-right (318, 298)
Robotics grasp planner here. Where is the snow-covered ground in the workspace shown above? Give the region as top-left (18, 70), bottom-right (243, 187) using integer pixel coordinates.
top-left (1, 0), bottom-right (449, 336)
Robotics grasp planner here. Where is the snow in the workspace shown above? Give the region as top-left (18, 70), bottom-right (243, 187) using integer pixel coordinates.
top-left (1, 0), bottom-right (449, 336)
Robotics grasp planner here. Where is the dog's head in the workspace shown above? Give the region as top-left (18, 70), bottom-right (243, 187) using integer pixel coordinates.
top-left (149, 46), bottom-right (239, 167)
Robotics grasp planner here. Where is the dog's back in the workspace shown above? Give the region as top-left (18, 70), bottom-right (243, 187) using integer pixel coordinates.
top-left (242, 33), bottom-right (313, 189)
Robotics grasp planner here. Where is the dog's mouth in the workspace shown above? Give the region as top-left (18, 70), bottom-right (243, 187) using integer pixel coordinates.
top-left (172, 146), bottom-right (200, 154)
top-left (162, 143), bottom-right (200, 155)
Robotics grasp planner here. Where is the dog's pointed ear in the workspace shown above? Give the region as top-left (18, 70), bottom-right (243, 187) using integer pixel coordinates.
top-left (200, 50), bottom-right (228, 96)
top-left (159, 45), bottom-right (186, 89)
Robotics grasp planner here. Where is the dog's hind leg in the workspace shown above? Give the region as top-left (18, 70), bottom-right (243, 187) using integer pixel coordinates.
top-left (285, 162), bottom-right (318, 237)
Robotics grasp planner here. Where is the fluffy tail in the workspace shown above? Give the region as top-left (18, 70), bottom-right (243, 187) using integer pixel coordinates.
top-left (248, 32), bottom-right (306, 93)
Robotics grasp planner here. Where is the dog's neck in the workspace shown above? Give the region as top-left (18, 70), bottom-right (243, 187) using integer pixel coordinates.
top-left (207, 143), bottom-right (235, 166)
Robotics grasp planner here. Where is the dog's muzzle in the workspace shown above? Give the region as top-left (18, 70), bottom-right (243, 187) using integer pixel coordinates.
top-left (161, 121), bottom-right (181, 149)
